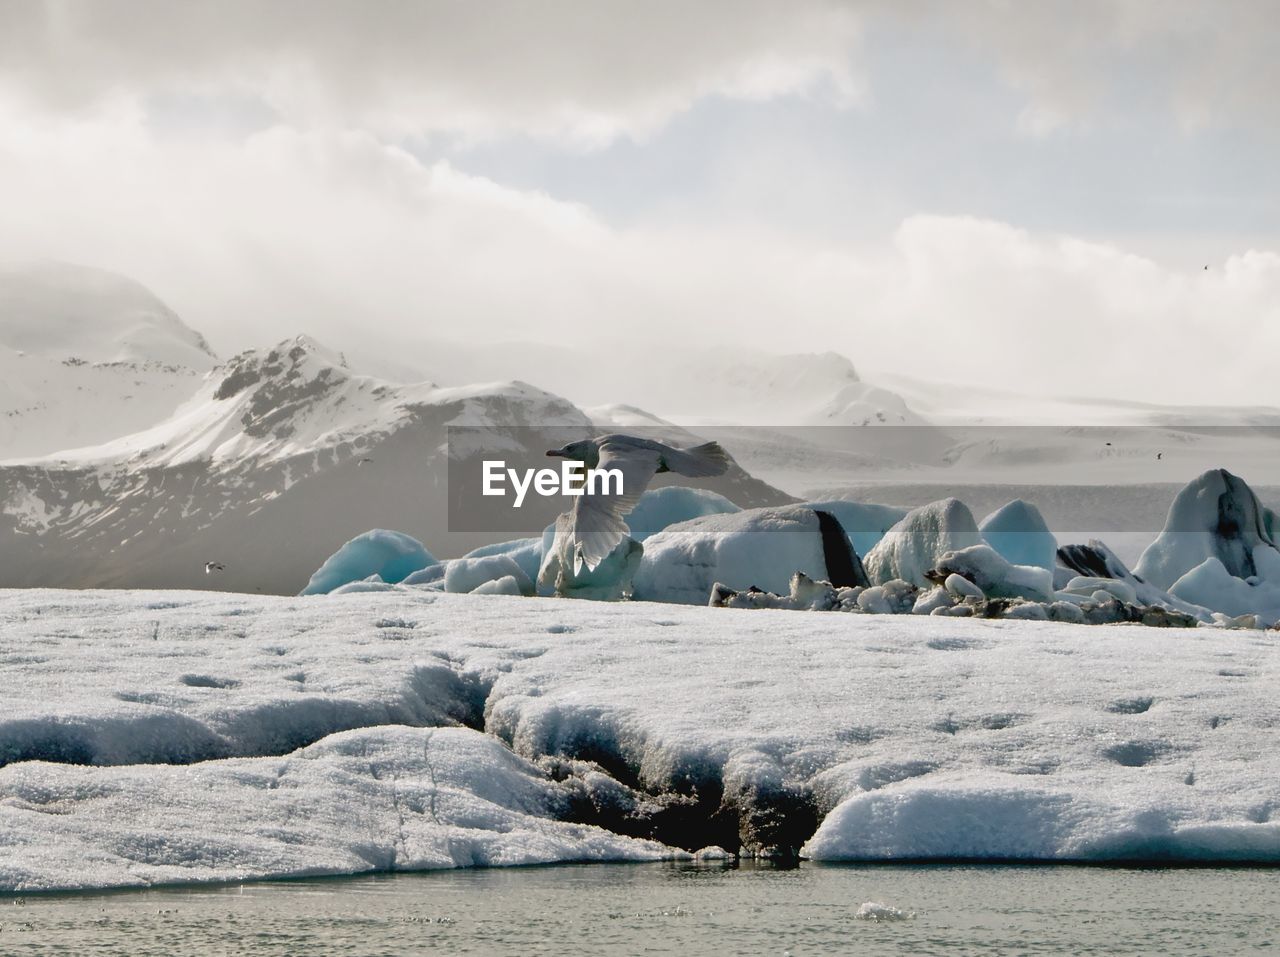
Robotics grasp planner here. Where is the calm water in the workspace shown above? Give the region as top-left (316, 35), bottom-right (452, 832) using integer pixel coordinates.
top-left (3, 862), bottom-right (1277, 956)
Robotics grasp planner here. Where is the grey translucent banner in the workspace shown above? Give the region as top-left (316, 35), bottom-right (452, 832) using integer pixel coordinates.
top-left (446, 424), bottom-right (1280, 540)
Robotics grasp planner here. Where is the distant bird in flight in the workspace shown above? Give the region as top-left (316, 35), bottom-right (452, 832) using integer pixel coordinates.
top-left (1204, 264), bottom-right (1209, 270)
top-left (204, 561), bottom-right (226, 574)
top-left (546, 434), bottom-right (730, 572)
top-left (358, 457), bottom-right (374, 466)
top-left (1157, 452), bottom-right (1163, 460)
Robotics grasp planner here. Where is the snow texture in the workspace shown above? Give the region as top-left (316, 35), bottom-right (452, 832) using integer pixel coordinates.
top-left (0, 726), bottom-right (669, 892)
top-left (300, 529), bottom-right (436, 595)
top-left (2, 587), bottom-right (1278, 892)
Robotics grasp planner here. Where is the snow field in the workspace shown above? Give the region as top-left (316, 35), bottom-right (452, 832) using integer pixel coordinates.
top-left (1, 587), bottom-right (1278, 891)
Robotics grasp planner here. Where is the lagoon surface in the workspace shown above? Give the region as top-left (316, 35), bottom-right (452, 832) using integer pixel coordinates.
top-left (3, 862), bottom-right (1277, 956)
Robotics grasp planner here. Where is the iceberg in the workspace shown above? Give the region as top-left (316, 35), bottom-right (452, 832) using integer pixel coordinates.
top-left (864, 498), bottom-right (983, 587)
top-left (979, 499), bottom-right (1057, 573)
top-left (461, 537), bottom-right (543, 584)
top-left (804, 500), bottom-right (909, 557)
top-left (301, 530), bottom-right (436, 595)
top-left (445, 554), bottom-right (535, 597)
top-left (624, 486), bottom-right (741, 541)
top-left (633, 505), bottom-right (861, 605)
top-left (1136, 469), bottom-right (1280, 590)
top-left (1168, 557), bottom-right (1280, 625)
top-left (926, 544), bottom-right (1054, 603)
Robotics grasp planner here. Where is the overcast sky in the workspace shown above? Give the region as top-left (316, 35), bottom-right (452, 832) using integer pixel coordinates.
top-left (0, 0), bottom-right (1276, 404)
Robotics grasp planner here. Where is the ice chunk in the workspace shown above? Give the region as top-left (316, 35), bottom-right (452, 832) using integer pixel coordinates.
top-left (856, 580), bottom-right (918, 614)
top-left (633, 506), bottom-right (837, 605)
top-left (1136, 469), bottom-right (1280, 590)
top-left (1060, 576), bottom-right (1138, 606)
top-left (864, 499), bottom-right (982, 587)
top-left (471, 575), bottom-right (526, 597)
top-left (301, 530), bottom-right (436, 595)
top-left (330, 577), bottom-right (401, 595)
top-left (1169, 558), bottom-right (1280, 625)
top-left (445, 555), bottom-right (534, 597)
top-left (624, 486), bottom-right (741, 541)
top-left (711, 573), bottom-right (839, 611)
top-left (1056, 539), bottom-right (1212, 623)
top-left (803, 776), bottom-right (1280, 863)
top-left (401, 563), bottom-right (446, 586)
top-left (912, 586), bottom-right (955, 615)
top-left (1057, 541), bottom-right (1135, 581)
top-left (945, 573), bottom-right (985, 601)
top-left (980, 499), bottom-right (1057, 573)
top-left (854, 901), bottom-right (913, 921)
top-left (927, 544), bottom-right (1054, 603)
top-left (804, 500), bottom-right (909, 557)
top-left (461, 537), bottom-right (543, 584)
top-left (693, 845), bottom-right (733, 861)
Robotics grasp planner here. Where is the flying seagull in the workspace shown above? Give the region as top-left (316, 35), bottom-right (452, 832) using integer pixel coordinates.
top-left (546, 434), bottom-right (730, 572)
top-left (204, 561), bottom-right (226, 574)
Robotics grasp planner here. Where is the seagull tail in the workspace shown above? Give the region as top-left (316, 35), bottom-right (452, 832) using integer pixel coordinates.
top-left (667, 440), bottom-right (731, 478)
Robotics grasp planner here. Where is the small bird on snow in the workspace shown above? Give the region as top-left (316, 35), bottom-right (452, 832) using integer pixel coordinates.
top-left (546, 434), bottom-right (730, 572)
top-left (204, 561), bottom-right (226, 574)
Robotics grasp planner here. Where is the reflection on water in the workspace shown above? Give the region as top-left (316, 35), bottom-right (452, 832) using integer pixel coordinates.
top-left (4, 861), bottom-right (1278, 956)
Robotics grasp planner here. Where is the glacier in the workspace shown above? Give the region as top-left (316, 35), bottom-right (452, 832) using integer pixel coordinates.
top-left (1, 587), bottom-right (1278, 892)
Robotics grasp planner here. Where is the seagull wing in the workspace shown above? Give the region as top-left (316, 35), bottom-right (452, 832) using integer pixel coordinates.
top-left (661, 440), bottom-right (730, 478)
top-left (571, 439), bottom-right (661, 573)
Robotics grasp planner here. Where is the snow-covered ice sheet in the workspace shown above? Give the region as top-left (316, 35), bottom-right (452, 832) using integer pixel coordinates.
top-left (0, 725), bottom-right (669, 892)
top-left (1, 588), bottom-right (1278, 891)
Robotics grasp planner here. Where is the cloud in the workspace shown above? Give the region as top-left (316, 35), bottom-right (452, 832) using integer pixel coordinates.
top-left (0, 0), bottom-right (864, 144)
top-left (881, 215), bottom-right (1280, 404)
top-left (934, 0), bottom-right (1280, 135)
top-left (3, 1), bottom-right (1276, 145)
top-left (0, 99), bottom-right (1273, 408)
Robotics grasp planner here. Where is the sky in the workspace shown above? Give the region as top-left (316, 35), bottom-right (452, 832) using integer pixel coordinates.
top-left (0, 0), bottom-right (1276, 405)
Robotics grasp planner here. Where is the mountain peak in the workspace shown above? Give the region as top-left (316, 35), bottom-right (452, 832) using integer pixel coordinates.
top-left (211, 337), bottom-right (356, 441)
top-left (0, 260), bottom-right (216, 370)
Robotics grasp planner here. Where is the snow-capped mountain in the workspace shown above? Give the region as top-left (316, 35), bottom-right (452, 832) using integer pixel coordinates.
top-left (356, 337), bottom-right (927, 429)
top-left (0, 336), bottom-right (791, 593)
top-left (0, 262), bottom-right (216, 458)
